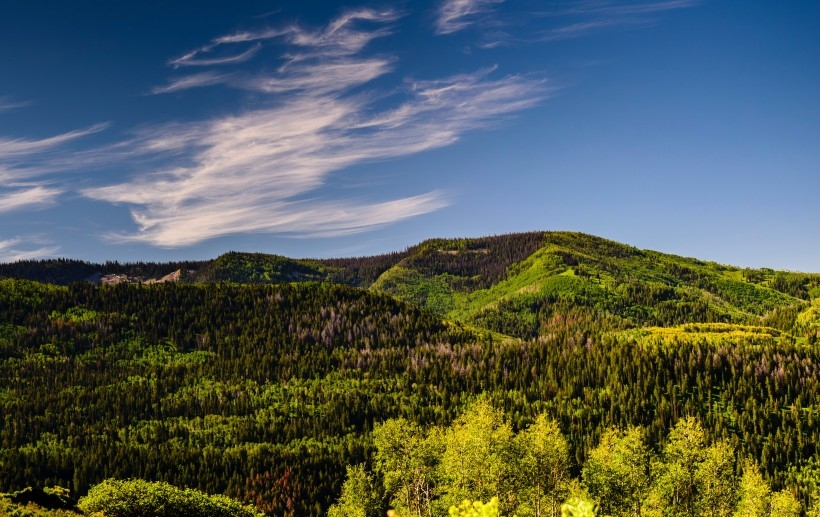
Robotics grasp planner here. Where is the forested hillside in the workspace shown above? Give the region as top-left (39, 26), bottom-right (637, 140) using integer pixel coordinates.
top-left (1, 232), bottom-right (820, 515)
top-left (370, 232), bottom-right (819, 341)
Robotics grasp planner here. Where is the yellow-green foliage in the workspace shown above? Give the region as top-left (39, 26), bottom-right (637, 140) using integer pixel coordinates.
top-left (49, 307), bottom-right (99, 325)
top-left (0, 279), bottom-right (65, 307)
top-left (447, 497), bottom-right (500, 517)
top-left (370, 266), bottom-right (456, 315)
top-left (611, 323), bottom-right (788, 347)
top-left (797, 300), bottom-right (820, 333)
top-left (77, 479), bottom-right (262, 517)
top-left (0, 486), bottom-right (79, 516)
top-left (444, 245), bottom-right (589, 319)
top-left (561, 498), bottom-right (597, 517)
top-left (0, 501), bottom-right (80, 516)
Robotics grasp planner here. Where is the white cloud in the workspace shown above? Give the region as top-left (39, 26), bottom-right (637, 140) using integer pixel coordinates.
top-left (536, 0), bottom-right (698, 41)
top-left (0, 123), bottom-right (106, 213)
top-left (539, 19), bottom-right (628, 41)
top-left (159, 9), bottom-right (401, 97)
top-left (151, 72), bottom-right (234, 94)
top-left (87, 12), bottom-right (546, 247)
top-left (0, 186), bottom-right (62, 213)
top-left (168, 8), bottom-right (400, 69)
top-left (247, 58), bottom-right (394, 95)
top-left (549, 0), bottom-right (698, 17)
top-left (169, 29), bottom-right (287, 68)
top-left (0, 237), bottom-right (59, 263)
top-left (0, 97), bottom-right (31, 112)
top-left (0, 124), bottom-right (106, 160)
top-left (436, 0), bottom-right (505, 35)
top-left (451, 0), bottom-right (699, 47)
top-left (170, 43), bottom-right (263, 68)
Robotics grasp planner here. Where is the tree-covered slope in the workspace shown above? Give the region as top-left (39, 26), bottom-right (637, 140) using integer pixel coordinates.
top-left (4, 277), bottom-right (820, 514)
top-left (370, 232), bottom-right (820, 340)
top-left (195, 252), bottom-right (331, 283)
top-left (0, 279), bottom-right (478, 515)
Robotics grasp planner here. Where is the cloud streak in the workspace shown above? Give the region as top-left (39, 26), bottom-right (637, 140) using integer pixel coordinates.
top-left (0, 186), bottom-right (62, 213)
top-left (168, 8), bottom-right (400, 69)
top-left (0, 237), bottom-right (58, 263)
top-left (536, 0), bottom-right (698, 41)
top-left (546, 0), bottom-right (698, 17)
top-left (436, 0), bottom-right (505, 35)
top-left (88, 11), bottom-right (546, 246)
top-left (170, 43), bottom-right (263, 68)
top-left (0, 124), bottom-right (107, 161)
top-left (0, 97), bottom-right (31, 112)
top-left (0, 123), bottom-right (106, 214)
top-left (457, 0), bottom-right (698, 47)
top-left (151, 72), bottom-right (234, 94)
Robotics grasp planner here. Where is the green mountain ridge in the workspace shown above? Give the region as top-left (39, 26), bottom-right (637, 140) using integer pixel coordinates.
top-left (2, 232), bottom-right (818, 342)
top-left (367, 232), bottom-right (819, 342)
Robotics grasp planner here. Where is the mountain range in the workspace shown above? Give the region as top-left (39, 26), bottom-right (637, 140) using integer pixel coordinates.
top-left (3, 231), bottom-right (818, 343)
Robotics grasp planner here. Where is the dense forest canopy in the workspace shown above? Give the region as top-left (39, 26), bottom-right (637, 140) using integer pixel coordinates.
top-left (1, 232), bottom-right (819, 515)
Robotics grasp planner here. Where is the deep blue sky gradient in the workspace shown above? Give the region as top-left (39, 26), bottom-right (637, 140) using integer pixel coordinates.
top-left (0, 1), bottom-right (818, 270)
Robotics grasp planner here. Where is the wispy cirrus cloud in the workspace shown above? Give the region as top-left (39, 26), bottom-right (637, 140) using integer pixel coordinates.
top-left (248, 58), bottom-right (394, 95)
top-left (0, 96), bottom-right (31, 112)
top-left (155, 8), bottom-right (401, 96)
top-left (170, 43), bottom-right (264, 68)
top-left (457, 0), bottom-right (698, 47)
top-left (0, 124), bottom-right (107, 161)
top-left (547, 0), bottom-right (698, 17)
top-left (151, 71), bottom-right (235, 94)
top-left (167, 8), bottom-right (400, 69)
top-left (88, 10), bottom-right (546, 246)
top-left (0, 237), bottom-right (59, 263)
top-left (0, 186), bottom-right (63, 213)
top-left (168, 29), bottom-right (285, 68)
top-left (536, 0), bottom-right (698, 41)
top-left (539, 19), bottom-right (631, 42)
top-left (436, 0), bottom-right (505, 35)
top-left (0, 122), bottom-right (106, 214)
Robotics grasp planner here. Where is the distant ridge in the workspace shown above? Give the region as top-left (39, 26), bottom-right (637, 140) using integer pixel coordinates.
top-left (1, 231), bottom-right (818, 342)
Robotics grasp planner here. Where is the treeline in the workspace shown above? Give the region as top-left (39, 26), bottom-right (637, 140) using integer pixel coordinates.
top-left (398, 232), bottom-right (548, 291)
top-left (318, 251), bottom-right (410, 287)
top-left (0, 258), bottom-right (207, 285)
top-left (2, 279), bottom-right (820, 514)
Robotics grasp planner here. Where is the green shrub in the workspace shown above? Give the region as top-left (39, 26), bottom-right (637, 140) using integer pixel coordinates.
top-left (77, 479), bottom-right (262, 517)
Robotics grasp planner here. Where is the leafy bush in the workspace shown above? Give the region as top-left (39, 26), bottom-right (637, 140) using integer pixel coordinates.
top-left (77, 479), bottom-right (262, 517)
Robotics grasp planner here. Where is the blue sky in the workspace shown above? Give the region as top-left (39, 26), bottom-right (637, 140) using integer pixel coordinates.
top-left (0, 1), bottom-right (818, 270)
